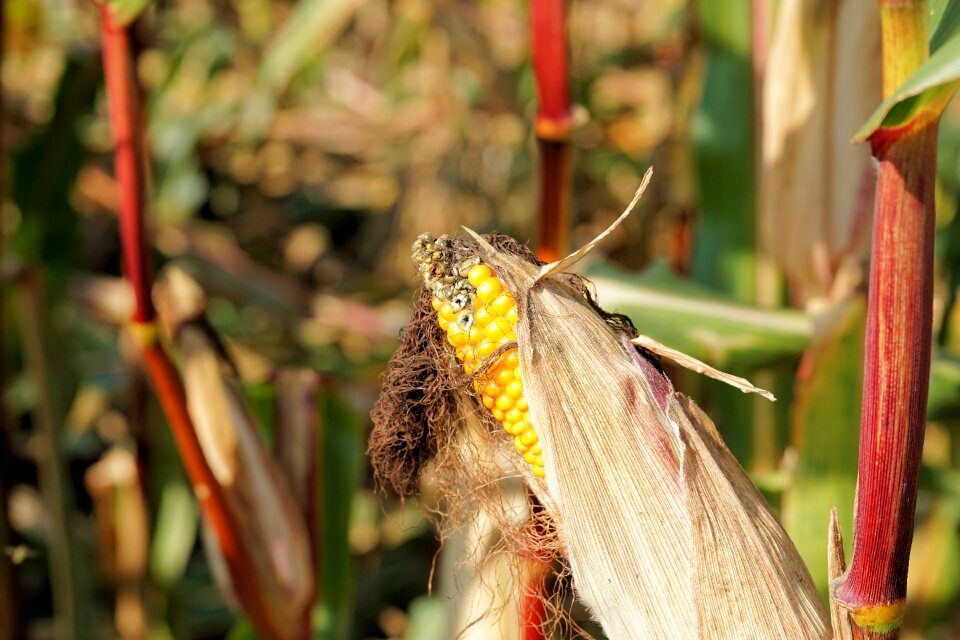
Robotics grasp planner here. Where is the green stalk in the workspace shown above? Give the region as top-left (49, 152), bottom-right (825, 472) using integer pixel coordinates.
top-left (16, 272), bottom-right (77, 640)
top-left (832, 2), bottom-right (939, 637)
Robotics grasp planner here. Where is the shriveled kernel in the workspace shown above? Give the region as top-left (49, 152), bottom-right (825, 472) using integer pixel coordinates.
top-left (476, 277), bottom-right (502, 303)
top-left (467, 264), bottom-right (493, 288)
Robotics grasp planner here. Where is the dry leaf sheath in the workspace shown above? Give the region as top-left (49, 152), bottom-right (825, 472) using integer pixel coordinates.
top-left (370, 184), bottom-right (828, 638)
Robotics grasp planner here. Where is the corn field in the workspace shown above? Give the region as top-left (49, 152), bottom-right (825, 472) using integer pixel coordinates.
top-left (2, 0), bottom-right (960, 638)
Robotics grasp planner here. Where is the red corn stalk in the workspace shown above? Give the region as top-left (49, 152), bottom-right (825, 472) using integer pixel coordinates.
top-left (832, 2), bottom-right (939, 637)
top-left (530, 0), bottom-right (574, 264)
top-left (138, 339), bottom-right (293, 638)
top-left (98, 7), bottom-right (310, 637)
top-left (100, 7), bottom-right (152, 323)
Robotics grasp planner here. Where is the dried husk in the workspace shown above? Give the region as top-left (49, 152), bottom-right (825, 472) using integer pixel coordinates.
top-left (462, 230), bottom-right (829, 639)
top-left (155, 268), bottom-right (314, 640)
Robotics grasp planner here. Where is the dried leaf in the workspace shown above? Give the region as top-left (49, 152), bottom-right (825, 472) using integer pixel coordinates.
top-left (156, 267), bottom-right (314, 640)
top-left (630, 334), bottom-right (775, 400)
top-left (760, 0), bottom-right (881, 301)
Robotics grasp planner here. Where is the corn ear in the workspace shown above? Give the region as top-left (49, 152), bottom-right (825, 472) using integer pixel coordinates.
top-left (461, 229), bottom-right (828, 639)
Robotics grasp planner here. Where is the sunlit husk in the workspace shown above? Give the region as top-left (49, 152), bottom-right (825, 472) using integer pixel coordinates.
top-left (158, 268), bottom-right (314, 640)
top-left (465, 231), bottom-right (829, 639)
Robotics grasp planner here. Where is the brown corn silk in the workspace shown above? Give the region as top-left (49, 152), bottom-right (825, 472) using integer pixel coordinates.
top-left (371, 229), bottom-right (828, 638)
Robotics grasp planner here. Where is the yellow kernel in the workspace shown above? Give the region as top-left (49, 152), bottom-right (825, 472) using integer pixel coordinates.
top-left (432, 297), bottom-right (442, 311)
top-left (468, 264), bottom-right (493, 288)
top-left (490, 294), bottom-right (515, 317)
top-left (514, 436), bottom-right (528, 453)
top-left (438, 317), bottom-right (450, 331)
top-left (502, 421), bottom-right (515, 434)
top-left (474, 307), bottom-right (494, 327)
top-left (486, 317), bottom-right (516, 342)
top-left (516, 398), bottom-right (528, 411)
top-left (493, 367), bottom-right (513, 387)
top-left (463, 362), bottom-right (474, 374)
top-left (506, 307), bottom-right (518, 324)
top-left (493, 409), bottom-right (505, 421)
top-left (469, 325), bottom-right (483, 346)
top-left (482, 395), bottom-right (495, 409)
top-left (522, 411), bottom-right (530, 423)
top-left (520, 429), bottom-right (538, 447)
top-left (505, 408), bottom-right (524, 424)
top-left (507, 421), bottom-right (525, 435)
top-left (506, 351), bottom-right (519, 369)
top-left (535, 456), bottom-right (544, 467)
top-left (505, 379), bottom-right (524, 399)
top-left (476, 277), bottom-right (502, 304)
top-left (482, 380), bottom-right (502, 397)
top-left (448, 328), bottom-right (468, 348)
top-left (440, 302), bottom-right (457, 322)
top-left (532, 465), bottom-right (545, 478)
top-left (524, 451), bottom-right (536, 464)
top-left (476, 341), bottom-right (498, 358)
top-left (530, 443), bottom-right (542, 455)
top-left (495, 394), bottom-right (515, 412)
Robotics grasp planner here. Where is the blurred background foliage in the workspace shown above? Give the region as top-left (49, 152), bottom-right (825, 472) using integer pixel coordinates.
top-left (1, 0), bottom-right (959, 638)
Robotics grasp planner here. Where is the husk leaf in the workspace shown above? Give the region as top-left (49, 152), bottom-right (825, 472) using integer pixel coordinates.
top-left (463, 231), bottom-right (829, 639)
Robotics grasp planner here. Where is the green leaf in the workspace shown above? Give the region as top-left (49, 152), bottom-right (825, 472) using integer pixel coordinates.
top-left (931, 0), bottom-right (960, 51)
top-left (855, 4), bottom-right (960, 142)
top-left (589, 262), bottom-right (812, 371)
top-left (313, 386), bottom-right (363, 640)
top-left (781, 296), bottom-right (864, 600)
top-left (99, 0), bottom-right (153, 26)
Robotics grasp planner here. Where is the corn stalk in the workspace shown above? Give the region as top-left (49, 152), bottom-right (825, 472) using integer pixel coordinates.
top-left (831, 1), bottom-right (960, 637)
top-left (530, 0), bottom-right (574, 264)
top-left (98, 6), bottom-right (312, 637)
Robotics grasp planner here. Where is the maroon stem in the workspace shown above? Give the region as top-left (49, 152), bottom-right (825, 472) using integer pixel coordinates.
top-left (100, 8), bottom-right (153, 323)
top-left (530, 0), bottom-right (574, 263)
top-left (834, 124), bottom-right (937, 637)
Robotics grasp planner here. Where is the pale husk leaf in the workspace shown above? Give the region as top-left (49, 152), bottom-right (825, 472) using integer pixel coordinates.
top-left (464, 231), bottom-right (829, 639)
